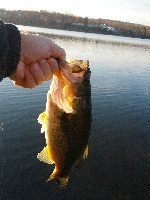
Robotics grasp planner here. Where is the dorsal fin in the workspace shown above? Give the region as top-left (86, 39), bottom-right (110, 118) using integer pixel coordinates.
top-left (37, 146), bottom-right (54, 164)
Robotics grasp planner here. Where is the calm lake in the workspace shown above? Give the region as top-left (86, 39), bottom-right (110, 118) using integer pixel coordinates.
top-left (1, 26), bottom-right (150, 200)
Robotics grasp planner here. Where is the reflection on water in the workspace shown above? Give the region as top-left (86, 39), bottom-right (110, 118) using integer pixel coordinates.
top-left (0, 123), bottom-right (3, 131)
top-left (17, 25), bottom-right (150, 46)
top-left (1, 30), bottom-right (150, 199)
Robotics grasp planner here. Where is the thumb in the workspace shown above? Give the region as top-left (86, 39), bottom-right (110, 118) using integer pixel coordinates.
top-left (50, 43), bottom-right (66, 61)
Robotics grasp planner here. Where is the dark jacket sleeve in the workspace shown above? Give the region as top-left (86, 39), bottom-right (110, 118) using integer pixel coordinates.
top-left (0, 20), bottom-right (21, 82)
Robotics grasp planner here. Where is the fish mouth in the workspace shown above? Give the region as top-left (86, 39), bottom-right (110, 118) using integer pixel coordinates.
top-left (50, 60), bottom-right (89, 113)
top-left (59, 59), bottom-right (89, 82)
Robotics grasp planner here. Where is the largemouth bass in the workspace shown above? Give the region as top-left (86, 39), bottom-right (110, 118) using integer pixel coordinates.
top-left (37, 60), bottom-right (91, 187)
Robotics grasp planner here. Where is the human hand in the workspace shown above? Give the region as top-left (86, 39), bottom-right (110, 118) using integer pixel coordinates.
top-left (9, 33), bottom-right (66, 88)
top-left (9, 58), bottom-right (61, 88)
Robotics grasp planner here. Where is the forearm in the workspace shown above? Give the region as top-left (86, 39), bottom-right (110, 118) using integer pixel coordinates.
top-left (0, 20), bottom-right (21, 82)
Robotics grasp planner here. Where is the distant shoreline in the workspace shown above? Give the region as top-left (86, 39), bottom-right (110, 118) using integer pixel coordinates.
top-left (1, 9), bottom-right (150, 40)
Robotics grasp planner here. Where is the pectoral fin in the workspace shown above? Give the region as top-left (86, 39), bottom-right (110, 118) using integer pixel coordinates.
top-left (37, 111), bottom-right (48, 133)
top-left (37, 146), bottom-right (54, 164)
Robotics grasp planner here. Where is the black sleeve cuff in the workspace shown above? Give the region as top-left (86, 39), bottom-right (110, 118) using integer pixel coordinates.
top-left (0, 20), bottom-right (21, 81)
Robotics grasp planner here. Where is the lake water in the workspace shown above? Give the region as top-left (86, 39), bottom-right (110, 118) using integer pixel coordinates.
top-left (1, 27), bottom-right (150, 200)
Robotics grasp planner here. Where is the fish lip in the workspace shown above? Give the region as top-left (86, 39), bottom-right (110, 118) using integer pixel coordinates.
top-left (56, 58), bottom-right (67, 66)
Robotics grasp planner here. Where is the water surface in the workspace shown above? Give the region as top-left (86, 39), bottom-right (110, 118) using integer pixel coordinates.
top-left (1, 28), bottom-right (150, 200)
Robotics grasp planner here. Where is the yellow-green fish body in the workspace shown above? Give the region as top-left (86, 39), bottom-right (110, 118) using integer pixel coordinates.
top-left (37, 60), bottom-right (91, 187)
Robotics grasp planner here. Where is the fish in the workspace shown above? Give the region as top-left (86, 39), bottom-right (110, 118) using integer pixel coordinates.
top-left (37, 59), bottom-right (91, 187)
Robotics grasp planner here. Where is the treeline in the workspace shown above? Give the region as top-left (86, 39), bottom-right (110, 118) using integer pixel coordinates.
top-left (0, 8), bottom-right (150, 39)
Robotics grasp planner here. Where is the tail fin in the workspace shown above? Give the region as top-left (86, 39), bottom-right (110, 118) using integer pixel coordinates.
top-left (47, 172), bottom-right (69, 188)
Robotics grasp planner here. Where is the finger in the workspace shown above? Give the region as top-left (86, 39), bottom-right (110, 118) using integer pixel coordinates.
top-left (22, 66), bottom-right (37, 88)
top-left (30, 63), bottom-right (45, 86)
top-left (47, 58), bottom-right (59, 75)
top-left (12, 66), bottom-right (37, 88)
top-left (51, 43), bottom-right (66, 61)
top-left (38, 59), bottom-right (53, 81)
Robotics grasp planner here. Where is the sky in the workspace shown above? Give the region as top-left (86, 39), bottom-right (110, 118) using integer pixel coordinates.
top-left (1, 0), bottom-right (150, 26)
